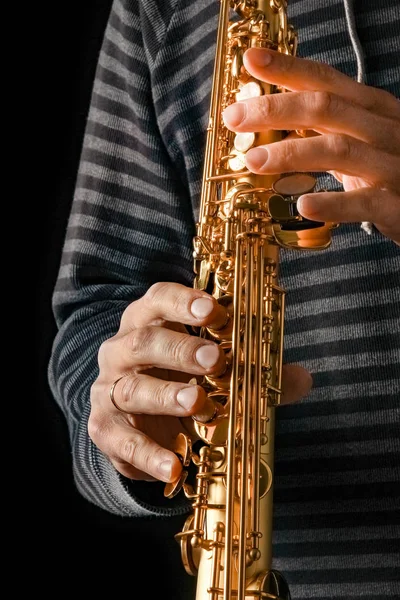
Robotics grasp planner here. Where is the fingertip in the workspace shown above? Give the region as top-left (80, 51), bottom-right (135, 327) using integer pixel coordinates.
top-left (191, 297), bottom-right (214, 319)
top-left (243, 47), bottom-right (274, 70)
top-left (190, 295), bottom-right (227, 329)
top-left (297, 194), bottom-right (310, 217)
top-left (245, 147), bottom-right (269, 172)
top-left (159, 455), bottom-right (183, 483)
top-left (195, 344), bottom-right (222, 371)
top-left (176, 384), bottom-right (208, 415)
top-left (281, 364), bottom-right (313, 405)
top-left (297, 194), bottom-right (323, 221)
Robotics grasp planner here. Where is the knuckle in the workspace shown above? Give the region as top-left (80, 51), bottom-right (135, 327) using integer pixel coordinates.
top-left (88, 381), bottom-right (116, 443)
top-left (280, 52), bottom-right (296, 75)
top-left (122, 434), bottom-right (156, 476)
top-left (145, 281), bottom-right (193, 321)
top-left (87, 411), bottom-right (109, 446)
top-left (311, 91), bottom-right (338, 118)
top-left (278, 139), bottom-right (298, 167)
top-left (97, 337), bottom-right (113, 368)
top-left (363, 90), bottom-right (380, 115)
top-left (374, 197), bottom-right (393, 228)
top-left (170, 287), bottom-right (192, 317)
top-left (119, 375), bottom-right (139, 410)
top-left (329, 134), bottom-right (353, 160)
top-left (154, 381), bottom-right (176, 410)
top-left (89, 379), bottom-right (100, 405)
top-left (122, 298), bottom-right (139, 321)
top-left (256, 95), bottom-right (273, 120)
top-left (359, 192), bottom-right (374, 216)
top-left (145, 282), bottom-right (170, 306)
top-left (167, 334), bottom-right (191, 366)
top-left (312, 60), bottom-right (337, 86)
top-left (122, 436), bottom-right (141, 466)
top-left (127, 325), bottom-right (153, 358)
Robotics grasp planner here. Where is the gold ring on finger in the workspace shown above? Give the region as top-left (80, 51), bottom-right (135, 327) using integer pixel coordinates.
top-left (109, 375), bottom-right (130, 413)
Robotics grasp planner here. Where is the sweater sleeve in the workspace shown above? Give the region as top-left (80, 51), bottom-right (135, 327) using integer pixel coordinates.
top-left (48, 0), bottom-right (195, 517)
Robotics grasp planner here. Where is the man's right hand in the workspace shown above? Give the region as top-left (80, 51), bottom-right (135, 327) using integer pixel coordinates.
top-left (88, 282), bottom-right (312, 484)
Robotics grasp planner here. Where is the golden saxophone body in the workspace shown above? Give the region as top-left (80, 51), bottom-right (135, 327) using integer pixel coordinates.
top-left (165, 2), bottom-right (336, 599)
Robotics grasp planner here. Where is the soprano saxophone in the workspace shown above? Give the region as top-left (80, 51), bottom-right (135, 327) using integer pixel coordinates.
top-left (165, 2), bottom-right (335, 599)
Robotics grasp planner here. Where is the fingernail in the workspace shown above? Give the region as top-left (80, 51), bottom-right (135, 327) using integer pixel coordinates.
top-left (245, 147), bottom-right (269, 171)
top-left (159, 460), bottom-right (172, 479)
top-left (196, 344), bottom-right (220, 369)
top-left (177, 386), bottom-right (198, 410)
top-left (223, 103), bottom-right (247, 127)
top-left (297, 195), bottom-right (310, 216)
top-left (247, 48), bottom-right (273, 67)
top-left (191, 297), bottom-right (214, 319)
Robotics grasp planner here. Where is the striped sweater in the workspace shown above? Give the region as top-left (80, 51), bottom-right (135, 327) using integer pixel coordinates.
top-left (48, 0), bottom-right (400, 597)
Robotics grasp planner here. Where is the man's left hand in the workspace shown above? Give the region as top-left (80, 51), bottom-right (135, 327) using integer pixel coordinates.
top-left (222, 48), bottom-right (400, 245)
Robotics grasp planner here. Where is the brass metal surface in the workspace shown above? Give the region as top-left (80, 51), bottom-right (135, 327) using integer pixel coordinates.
top-left (165, 2), bottom-right (336, 598)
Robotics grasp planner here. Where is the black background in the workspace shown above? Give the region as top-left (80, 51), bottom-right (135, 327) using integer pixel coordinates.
top-left (37, 2), bottom-right (194, 596)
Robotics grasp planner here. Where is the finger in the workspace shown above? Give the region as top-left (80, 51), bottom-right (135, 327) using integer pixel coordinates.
top-left (244, 134), bottom-right (400, 189)
top-left (280, 364), bottom-right (313, 405)
top-left (298, 188), bottom-right (400, 244)
top-left (222, 91), bottom-right (400, 154)
top-left (120, 282), bottom-right (227, 333)
top-left (88, 416), bottom-right (183, 483)
top-left (242, 48), bottom-right (400, 121)
top-left (99, 325), bottom-right (226, 376)
top-left (111, 460), bottom-right (157, 481)
top-left (106, 372), bottom-right (215, 420)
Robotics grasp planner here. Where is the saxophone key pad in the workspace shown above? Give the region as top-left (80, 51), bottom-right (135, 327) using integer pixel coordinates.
top-left (234, 132), bottom-right (256, 152)
top-left (228, 149), bottom-right (247, 171)
top-left (236, 80), bottom-right (262, 100)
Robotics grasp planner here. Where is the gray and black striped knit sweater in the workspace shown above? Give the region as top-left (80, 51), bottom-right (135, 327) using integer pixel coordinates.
top-left (49, 0), bottom-right (400, 596)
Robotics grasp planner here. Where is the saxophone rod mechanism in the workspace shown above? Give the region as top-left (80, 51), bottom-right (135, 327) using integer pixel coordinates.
top-left (164, 1), bottom-right (336, 598)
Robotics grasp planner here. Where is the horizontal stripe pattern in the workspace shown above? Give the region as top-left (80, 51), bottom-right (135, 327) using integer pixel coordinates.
top-left (47, 0), bottom-right (400, 596)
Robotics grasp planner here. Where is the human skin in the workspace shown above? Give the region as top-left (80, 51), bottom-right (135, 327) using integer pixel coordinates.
top-left (89, 283), bottom-right (312, 483)
top-left (89, 49), bottom-right (399, 487)
top-left (223, 48), bottom-right (400, 245)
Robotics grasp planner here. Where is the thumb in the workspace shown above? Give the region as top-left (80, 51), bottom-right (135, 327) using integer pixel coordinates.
top-left (280, 364), bottom-right (313, 405)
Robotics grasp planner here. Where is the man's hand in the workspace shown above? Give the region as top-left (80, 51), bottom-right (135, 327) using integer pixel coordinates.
top-left (223, 48), bottom-right (400, 244)
top-left (89, 282), bottom-right (312, 483)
